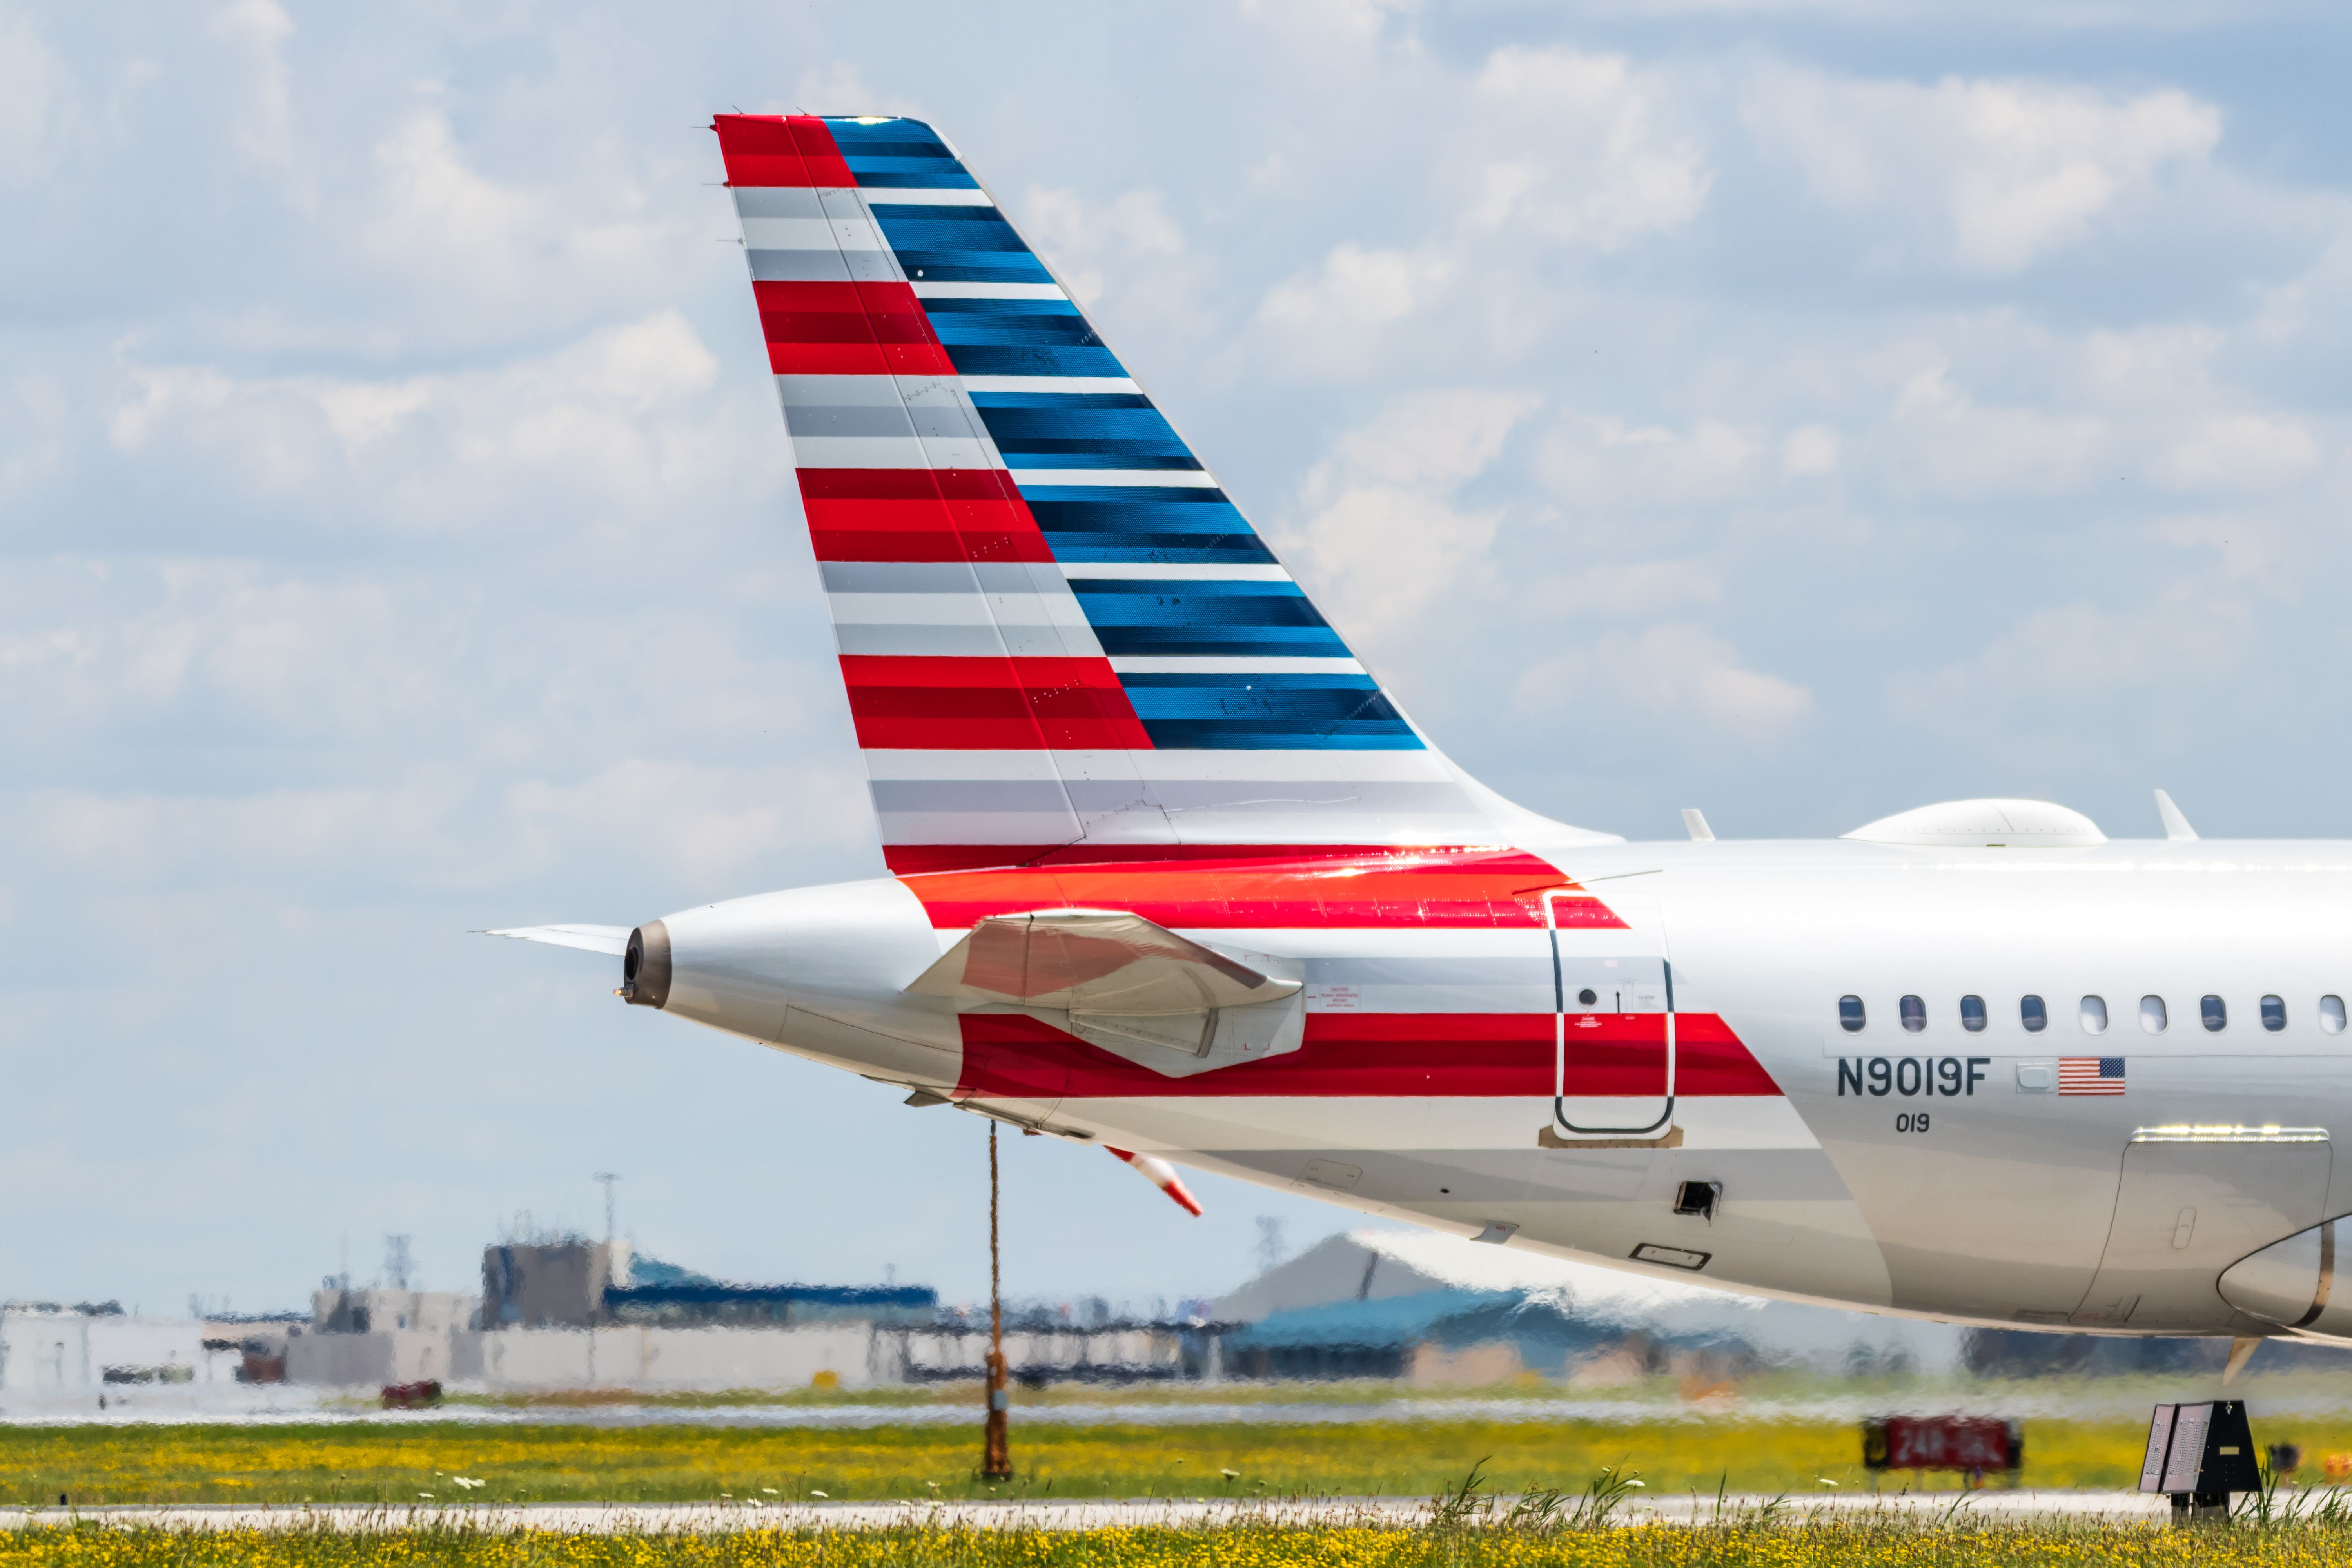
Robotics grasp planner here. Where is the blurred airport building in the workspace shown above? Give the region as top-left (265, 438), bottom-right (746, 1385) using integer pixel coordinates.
top-left (0, 1301), bottom-right (240, 1391)
top-left (9, 1225), bottom-right (2341, 1399)
top-left (1211, 1230), bottom-right (1960, 1385)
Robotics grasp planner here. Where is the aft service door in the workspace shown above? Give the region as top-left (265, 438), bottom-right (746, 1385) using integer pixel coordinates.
top-left (2071, 1127), bottom-right (2332, 1331)
top-left (1544, 889), bottom-right (1675, 1139)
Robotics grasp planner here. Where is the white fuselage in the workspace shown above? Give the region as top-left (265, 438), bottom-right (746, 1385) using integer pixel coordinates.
top-left (639, 837), bottom-right (2352, 1339)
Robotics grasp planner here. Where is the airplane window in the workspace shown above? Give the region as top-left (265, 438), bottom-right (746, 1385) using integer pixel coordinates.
top-left (1960, 995), bottom-right (1987, 1032)
top-left (1838, 995), bottom-right (1865, 1033)
top-left (2081, 996), bottom-right (2108, 1034)
top-left (2021, 995), bottom-right (2048, 1033)
top-left (2325, 996), bottom-right (2348, 1035)
top-left (1900, 995), bottom-right (1926, 1033)
top-left (2262, 995), bottom-right (2287, 1032)
top-left (2141, 995), bottom-right (2168, 1034)
top-left (2201, 995), bottom-right (2226, 1032)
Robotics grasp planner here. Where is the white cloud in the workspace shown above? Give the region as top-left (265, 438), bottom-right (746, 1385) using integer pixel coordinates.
top-left (1254, 243), bottom-right (1457, 378)
top-left (1468, 46), bottom-right (1711, 249)
top-left (791, 62), bottom-right (907, 118)
top-left (367, 111), bottom-right (539, 282)
top-left (1239, 0), bottom-right (1421, 47)
top-left (1014, 186), bottom-right (1185, 309)
top-left (214, 0), bottom-right (296, 170)
top-left (2154, 413), bottom-right (2318, 492)
top-left (106, 311), bottom-right (729, 526)
top-left (1531, 412), bottom-right (1763, 509)
top-left (345, 110), bottom-right (684, 328)
top-left (1782, 425), bottom-right (1840, 477)
top-left (1513, 624), bottom-right (1814, 742)
top-left (0, 12), bottom-right (82, 187)
top-left (1744, 67), bottom-right (2221, 271)
top-left (1886, 584), bottom-right (2257, 739)
top-left (12, 760), bottom-right (866, 897)
top-left (1871, 357), bottom-right (2111, 498)
top-left (1275, 389), bottom-right (1540, 641)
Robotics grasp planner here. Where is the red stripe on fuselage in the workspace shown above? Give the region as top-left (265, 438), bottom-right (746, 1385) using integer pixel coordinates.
top-left (956, 1011), bottom-right (1779, 1100)
top-left (900, 849), bottom-right (1622, 930)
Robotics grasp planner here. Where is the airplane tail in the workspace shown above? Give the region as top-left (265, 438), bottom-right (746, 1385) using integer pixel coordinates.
top-left (713, 114), bottom-right (1612, 872)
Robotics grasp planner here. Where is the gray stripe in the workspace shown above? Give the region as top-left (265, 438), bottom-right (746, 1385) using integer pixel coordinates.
top-left (784, 405), bottom-right (918, 439)
top-left (899, 377), bottom-right (982, 408)
top-left (1062, 781), bottom-right (1471, 813)
top-left (786, 435), bottom-right (931, 468)
top-left (1203, 1151), bottom-right (1839, 1205)
top-left (777, 376), bottom-right (904, 408)
top-left (878, 812), bottom-right (1083, 844)
top-left (1312, 983), bottom-right (1555, 1014)
top-left (819, 561), bottom-right (1082, 597)
top-left (748, 248), bottom-right (851, 283)
top-left (734, 187), bottom-right (825, 219)
top-left (856, 779), bottom-right (1480, 820)
top-left (873, 782), bottom-right (1074, 813)
top-left (840, 250), bottom-right (900, 283)
top-left (833, 625), bottom-right (1012, 657)
top-left (1307, 958), bottom-right (1555, 985)
top-left (971, 562), bottom-right (1072, 593)
top-left (821, 562), bottom-right (978, 593)
top-left (837, 623), bottom-right (1103, 659)
top-left (908, 404), bottom-right (987, 442)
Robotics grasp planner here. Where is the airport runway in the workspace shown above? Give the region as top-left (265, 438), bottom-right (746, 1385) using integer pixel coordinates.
top-left (0, 1491), bottom-right (2182, 1531)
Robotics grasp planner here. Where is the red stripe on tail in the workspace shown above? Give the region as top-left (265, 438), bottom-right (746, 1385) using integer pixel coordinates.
top-left (713, 114), bottom-right (809, 188)
top-left (715, 115), bottom-right (855, 188)
top-left (841, 655), bottom-right (1153, 751)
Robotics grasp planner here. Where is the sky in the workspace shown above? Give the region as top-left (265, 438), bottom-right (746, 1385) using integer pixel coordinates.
top-left (5, 0), bottom-right (2352, 1314)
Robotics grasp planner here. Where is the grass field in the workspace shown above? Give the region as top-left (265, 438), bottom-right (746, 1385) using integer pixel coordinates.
top-left (10, 1518), bottom-right (2352, 1567)
top-left (13, 1413), bottom-right (2352, 1506)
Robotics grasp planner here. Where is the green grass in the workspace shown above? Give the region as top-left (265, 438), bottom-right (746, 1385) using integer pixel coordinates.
top-left (3, 1414), bottom-right (2346, 1506)
top-left (13, 1517), bottom-right (2352, 1568)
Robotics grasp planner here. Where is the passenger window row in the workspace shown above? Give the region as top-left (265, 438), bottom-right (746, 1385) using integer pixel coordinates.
top-left (1836, 992), bottom-right (2348, 1036)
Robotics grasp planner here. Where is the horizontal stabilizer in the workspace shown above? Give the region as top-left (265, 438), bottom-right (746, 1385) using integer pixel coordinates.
top-left (484, 924), bottom-right (632, 957)
top-left (906, 908), bottom-right (1299, 1015)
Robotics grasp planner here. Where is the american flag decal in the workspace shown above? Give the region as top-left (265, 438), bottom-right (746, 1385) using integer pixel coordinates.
top-left (2060, 1057), bottom-right (2126, 1095)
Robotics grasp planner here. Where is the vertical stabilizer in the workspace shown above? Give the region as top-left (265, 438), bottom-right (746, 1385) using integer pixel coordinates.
top-left (713, 114), bottom-right (1615, 870)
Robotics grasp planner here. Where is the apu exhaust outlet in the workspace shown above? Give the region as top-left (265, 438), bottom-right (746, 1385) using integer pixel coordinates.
top-left (621, 921), bottom-right (671, 1009)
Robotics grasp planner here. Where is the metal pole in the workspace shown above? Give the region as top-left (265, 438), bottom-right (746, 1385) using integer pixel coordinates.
top-left (594, 1172), bottom-right (619, 1244)
top-left (982, 1121), bottom-right (1012, 1481)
